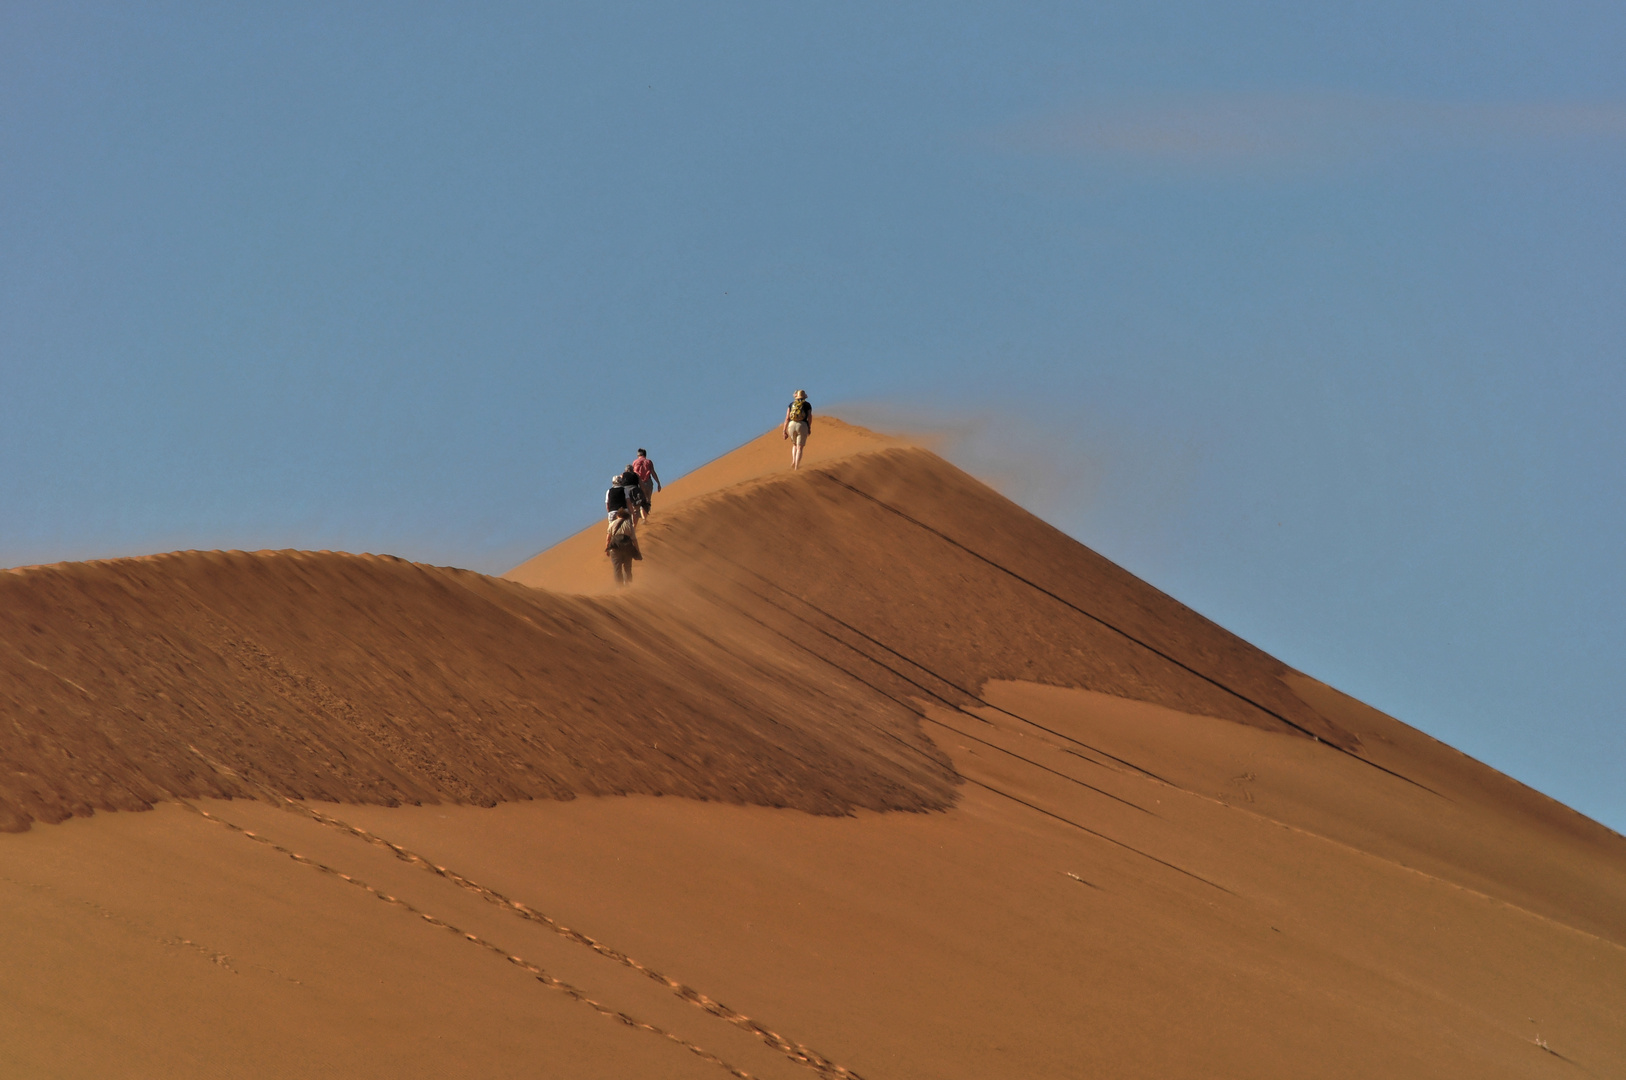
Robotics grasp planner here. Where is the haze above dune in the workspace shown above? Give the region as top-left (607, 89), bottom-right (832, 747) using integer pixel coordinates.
top-left (3, 418), bottom-right (1622, 1078)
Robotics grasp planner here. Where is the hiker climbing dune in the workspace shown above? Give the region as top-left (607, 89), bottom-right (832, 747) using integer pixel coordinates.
top-left (783, 389), bottom-right (812, 470)
top-left (628, 449), bottom-right (661, 520)
top-left (605, 473), bottom-right (630, 520)
top-left (604, 507), bottom-right (641, 585)
top-left (618, 468), bottom-right (649, 520)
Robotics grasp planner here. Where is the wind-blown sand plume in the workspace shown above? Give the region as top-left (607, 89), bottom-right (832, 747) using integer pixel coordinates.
top-left (3, 417), bottom-right (1625, 1078)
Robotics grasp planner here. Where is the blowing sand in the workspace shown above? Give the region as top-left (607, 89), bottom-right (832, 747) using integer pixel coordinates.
top-left (2, 418), bottom-right (1622, 1077)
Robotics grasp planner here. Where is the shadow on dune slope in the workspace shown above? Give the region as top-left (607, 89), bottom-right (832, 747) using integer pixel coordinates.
top-left (0, 547), bottom-right (955, 831)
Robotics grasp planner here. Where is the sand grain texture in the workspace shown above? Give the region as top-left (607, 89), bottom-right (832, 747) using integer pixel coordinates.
top-left (3, 418), bottom-right (1623, 1078)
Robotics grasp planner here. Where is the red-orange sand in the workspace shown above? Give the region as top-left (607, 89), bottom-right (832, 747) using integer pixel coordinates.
top-left (2, 419), bottom-right (1623, 1078)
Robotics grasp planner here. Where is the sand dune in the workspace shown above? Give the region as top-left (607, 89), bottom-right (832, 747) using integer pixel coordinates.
top-left (3, 418), bottom-right (1623, 1077)
top-left (0, 538), bottom-right (953, 828)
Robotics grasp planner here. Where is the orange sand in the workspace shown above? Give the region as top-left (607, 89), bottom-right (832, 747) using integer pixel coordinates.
top-left (2, 418), bottom-right (1622, 1077)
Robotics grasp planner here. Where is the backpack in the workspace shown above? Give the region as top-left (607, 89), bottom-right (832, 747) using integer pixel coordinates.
top-left (788, 399), bottom-right (810, 422)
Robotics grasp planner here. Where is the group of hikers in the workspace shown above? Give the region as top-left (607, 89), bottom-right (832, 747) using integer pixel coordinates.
top-left (603, 449), bottom-right (661, 585)
top-left (603, 390), bottom-right (813, 585)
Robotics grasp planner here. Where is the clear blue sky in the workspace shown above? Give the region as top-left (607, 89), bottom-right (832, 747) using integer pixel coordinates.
top-left (3, 3), bottom-right (1622, 831)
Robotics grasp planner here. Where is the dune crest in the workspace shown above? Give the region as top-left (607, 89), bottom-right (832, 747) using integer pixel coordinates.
top-left (2, 416), bottom-right (1352, 832)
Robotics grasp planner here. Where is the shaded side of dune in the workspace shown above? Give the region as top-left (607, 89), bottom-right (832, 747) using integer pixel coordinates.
top-left (0, 550), bottom-right (955, 831)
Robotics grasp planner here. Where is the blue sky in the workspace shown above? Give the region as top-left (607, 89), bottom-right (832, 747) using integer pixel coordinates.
top-left (3, 2), bottom-right (1622, 831)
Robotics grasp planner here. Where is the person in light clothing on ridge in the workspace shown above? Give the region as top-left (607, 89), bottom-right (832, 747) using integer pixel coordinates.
top-left (782, 389), bottom-right (812, 470)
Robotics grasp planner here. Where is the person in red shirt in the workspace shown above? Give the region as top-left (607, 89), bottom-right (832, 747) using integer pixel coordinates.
top-left (628, 449), bottom-right (661, 519)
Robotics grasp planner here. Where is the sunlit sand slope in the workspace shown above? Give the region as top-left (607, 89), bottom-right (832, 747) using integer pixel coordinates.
top-left (4, 709), bottom-right (1623, 1078)
top-left (505, 417), bottom-right (910, 593)
top-left (3, 417), bottom-right (1624, 1078)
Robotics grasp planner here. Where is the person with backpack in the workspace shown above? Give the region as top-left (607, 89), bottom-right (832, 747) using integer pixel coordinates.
top-left (782, 389), bottom-right (812, 470)
top-left (618, 468), bottom-right (649, 520)
top-left (628, 449), bottom-right (661, 518)
top-left (604, 508), bottom-right (642, 585)
top-left (605, 474), bottom-right (630, 520)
